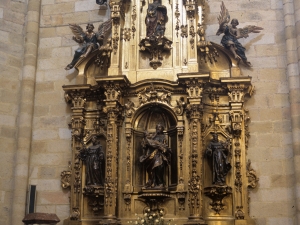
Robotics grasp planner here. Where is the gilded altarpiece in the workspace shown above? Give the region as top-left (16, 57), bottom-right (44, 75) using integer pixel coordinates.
top-left (61, 1), bottom-right (258, 225)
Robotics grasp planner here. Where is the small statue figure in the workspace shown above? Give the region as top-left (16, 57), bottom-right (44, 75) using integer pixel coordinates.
top-left (140, 123), bottom-right (172, 189)
top-left (80, 136), bottom-right (105, 186)
top-left (65, 20), bottom-right (112, 70)
top-left (206, 133), bottom-right (231, 186)
top-left (146, 0), bottom-right (167, 38)
top-left (216, 1), bottom-right (263, 67)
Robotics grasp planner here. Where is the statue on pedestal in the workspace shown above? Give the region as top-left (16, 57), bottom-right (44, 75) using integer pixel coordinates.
top-left (140, 123), bottom-right (172, 189)
top-left (206, 133), bottom-right (231, 186)
top-left (145, 0), bottom-right (167, 38)
top-left (80, 136), bottom-right (105, 186)
top-left (139, 0), bottom-right (172, 69)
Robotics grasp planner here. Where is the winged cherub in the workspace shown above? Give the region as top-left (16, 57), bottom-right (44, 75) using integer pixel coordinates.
top-left (65, 19), bottom-right (112, 70)
top-left (216, 2), bottom-right (263, 67)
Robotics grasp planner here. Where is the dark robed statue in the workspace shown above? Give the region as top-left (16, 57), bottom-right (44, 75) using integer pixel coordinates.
top-left (80, 136), bottom-right (105, 186)
top-left (140, 123), bottom-right (172, 189)
top-left (206, 133), bottom-right (231, 186)
top-left (146, 0), bottom-right (167, 38)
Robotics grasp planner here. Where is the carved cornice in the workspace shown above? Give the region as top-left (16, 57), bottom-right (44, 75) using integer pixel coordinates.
top-left (183, 0), bottom-right (196, 20)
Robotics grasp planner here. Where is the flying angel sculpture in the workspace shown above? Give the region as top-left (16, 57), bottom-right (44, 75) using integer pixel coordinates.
top-left (216, 2), bottom-right (263, 67)
top-left (65, 19), bottom-right (112, 70)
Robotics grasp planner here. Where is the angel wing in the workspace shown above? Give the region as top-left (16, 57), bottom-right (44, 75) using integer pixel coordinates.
top-left (238, 25), bottom-right (263, 38)
top-left (97, 19), bottom-right (112, 39)
top-left (68, 24), bottom-right (85, 38)
top-left (216, 1), bottom-right (230, 35)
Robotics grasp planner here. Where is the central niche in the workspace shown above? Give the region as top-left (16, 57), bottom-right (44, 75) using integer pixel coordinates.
top-left (133, 105), bottom-right (178, 191)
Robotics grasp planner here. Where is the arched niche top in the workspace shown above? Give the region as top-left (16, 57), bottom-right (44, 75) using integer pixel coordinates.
top-left (73, 48), bottom-right (111, 85)
top-left (132, 104), bottom-right (177, 133)
top-left (198, 42), bottom-right (241, 78)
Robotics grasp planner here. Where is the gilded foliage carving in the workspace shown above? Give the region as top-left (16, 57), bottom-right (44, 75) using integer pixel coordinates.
top-left (181, 25), bottom-right (188, 38)
top-left (131, 5), bottom-right (136, 39)
top-left (204, 186), bottom-right (232, 215)
top-left (137, 84), bottom-right (172, 107)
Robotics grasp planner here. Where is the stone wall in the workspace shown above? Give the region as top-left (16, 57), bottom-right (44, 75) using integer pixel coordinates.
top-left (0, 0), bottom-right (299, 224)
top-left (0, 0), bottom-right (27, 224)
top-left (28, 0), bottom-right (109, 224)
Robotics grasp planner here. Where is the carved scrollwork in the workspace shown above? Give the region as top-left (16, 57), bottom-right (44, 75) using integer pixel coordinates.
top-left (132, 5), bottom-right (136, 39)
top-left (95, 39), bottom-right (113, 69)
top-left (70, 207), bottom-right (80, 220)
top-left (123, 193), bottom-right (131, 211)
top-left (197, 24), bottom-right (219, 64)
top-left (125, 128), bottom-right (132, 171)
top-left (235, 206), bottom-right (245, 219)
top-left (104, 177), bottom-right (116, 207)
top-left (244, 109), bottom-right (250, 149)
top-left (69, 117), bottom-right (86, 142)
top-left (234, 145), bottom-right (242, 192)
top-left (246, 159), bottom-right (259, 189)
top-left (74, 154), bottom-right (82, 193)
top-left (189, 25), bottom-right (195, 49)
top-left (175, 2), bottom-right (180, 37)
top-left (124, 99), bottom-right (135, 117)
top-left (61, 171), bottom-right (71, 189)
top-left (177, 126), bottom-right (184, 172)
top-left (174, 97), bottom-right (186, 115)
top-left (188, 173), bottom-right (200, 214)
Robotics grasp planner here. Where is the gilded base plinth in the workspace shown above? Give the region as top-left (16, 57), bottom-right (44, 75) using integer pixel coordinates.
top-left (204, 186), bottom-right (232, 215)
top-left (138, 189), bottom-right (171, 213)
top-left (139, 36), bottom-right (172, 69)
top-left (83, 185), bottom-right (104, 197)
top-left (99, 216), bottom-right (120, 225)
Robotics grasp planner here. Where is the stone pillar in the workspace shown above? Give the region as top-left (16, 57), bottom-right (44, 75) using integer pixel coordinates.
top-left (11, 0), bottom-right (41, 224)
top-left (283, 0), bottom-right (300, 222)
top-left (108, 0), bottom-right (124, 76)
top-left (97, 76), bottom-right (129, 224)
top-left (181, 76), bottom-right (206, 224)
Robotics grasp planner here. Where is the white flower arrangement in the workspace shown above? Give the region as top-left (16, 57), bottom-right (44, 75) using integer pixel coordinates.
top-left (128, 209), bottom-right (174, 225)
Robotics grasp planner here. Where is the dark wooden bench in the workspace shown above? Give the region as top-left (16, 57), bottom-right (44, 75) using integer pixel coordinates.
top-left (22, 213), bottom-right (60, 225)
